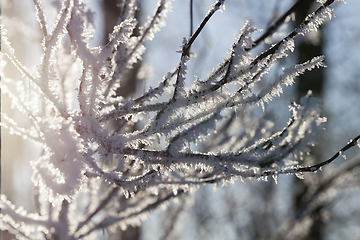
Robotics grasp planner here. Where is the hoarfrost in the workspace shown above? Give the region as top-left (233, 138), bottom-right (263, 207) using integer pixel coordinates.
top-left (1, 0), bottom-right (357, 238)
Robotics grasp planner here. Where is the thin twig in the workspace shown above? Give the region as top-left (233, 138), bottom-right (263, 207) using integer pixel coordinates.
top-left (190, 0), bottom-right (193, 37)
top-left (298, 134), bottom-right (360, 172)
top-left (183, 0), bottom-right (225, 57)
top-left (248, 0), bottom-right (306, 50)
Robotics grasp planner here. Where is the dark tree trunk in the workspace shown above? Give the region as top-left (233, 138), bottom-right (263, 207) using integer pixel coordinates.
top-left (294, 1), bottom-right (325, 240)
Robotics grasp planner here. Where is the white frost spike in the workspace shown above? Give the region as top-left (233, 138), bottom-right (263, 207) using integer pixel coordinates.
top-left (33, 0), bottom-right (48, 38)
top-left (168, 107), bottom-right (222, 156)
top-left (296, 5), bottom-right (335, 35)
top-left (235, 20), bottom-right (258, 51)
top-left (239, 55), bottom-right (325, 110)
top-left (210, 0), bottom-right (225, 14)
top-left (295, 172), bottom-right (304, 179)
top-left (173, 55), bottom-right (189, 98)
top-left (231, 21), bottom-right (257, 72)
top-left (316, 0), bottom-right (326, 4)
top-left (104, 18), bottom-right (137, 55)
top-left (139, 0), bottom-right (172, 42)
top-left (272, 174), bottom-right (278, 184)
top-left (257, 55), bottom-right (326, 106)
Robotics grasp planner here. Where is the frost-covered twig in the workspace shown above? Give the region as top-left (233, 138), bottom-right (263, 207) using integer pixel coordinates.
top-left (298, 134), bottom-right (360, 173)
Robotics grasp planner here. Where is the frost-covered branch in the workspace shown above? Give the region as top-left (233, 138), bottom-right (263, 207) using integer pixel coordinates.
top-left (1, 0), bottom-right (359, 239)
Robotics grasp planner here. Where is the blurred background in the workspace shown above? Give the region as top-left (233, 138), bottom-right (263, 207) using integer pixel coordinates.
top-left (2, 0), bottom-right (360, 239)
